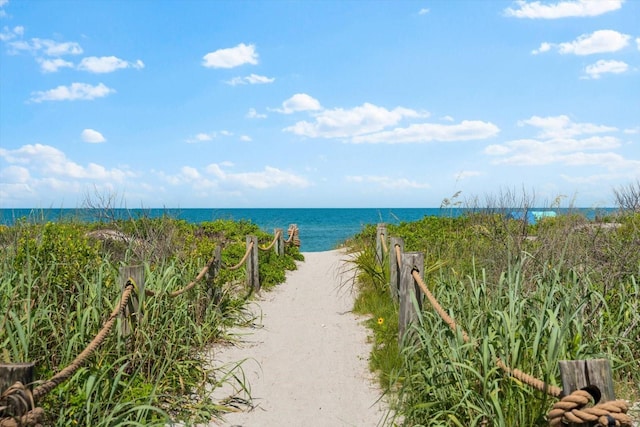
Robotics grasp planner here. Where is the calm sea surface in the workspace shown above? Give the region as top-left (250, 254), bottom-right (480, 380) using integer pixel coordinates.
top-left (0, 207), bottom-right (613, 252)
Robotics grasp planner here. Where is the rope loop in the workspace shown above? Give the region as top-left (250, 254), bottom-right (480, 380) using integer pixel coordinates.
top-left (548, 389), bottom-right (631, 426)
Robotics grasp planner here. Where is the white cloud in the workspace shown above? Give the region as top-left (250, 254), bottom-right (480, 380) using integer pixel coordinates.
top-left (240, 135), bottom-right (252, 142)
top-left (8, 37), bottom-right (83, 56)
top-left (246, 108), bottom-right (267, 119)
top-left (276, 93), bottom-right (322, 114)
top-left (225, 73), bottom-right (275, 86)
top-left (30, 82), bottom-right (115, 102)
top-left (534, 30), bottom-right (630, 55)
top-left (484, 115), bottom-right (638, 173)
top-left (202, 43), bottom-right (258, 68)
top-left (456, 170), bottom-right (483, 180)
top-left (505, 0), bottom-right (624, 19)
top-left (583, 59), bottom-right (628, 79)
top-left (77, 56), bottom-right (144, 73)
top-left (347, 175), bottom-right (430, 190)
top-left (0, 25), bottom-right (24, 42)
top-left (636, 37), bottom-right (640, 50)
top-left (518, 115), bottom-right (617, 138)
top-left (203, 163), bottom-right (309, 189)
top-left (81, 128), bottom-right (106, 143)
top-left (285, 102), bottom-right (427, 138)
top-left (37, 57), bottom-right (74, 73)
top-left (351, 120), bottom-right (500, 144)
top-left (0, 143), bottom-right (133, 182)
top-left (418, 8), bottom-right (430, 15)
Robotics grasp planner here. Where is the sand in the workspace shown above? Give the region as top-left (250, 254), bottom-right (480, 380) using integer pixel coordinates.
top-left (208, 250), bottom-right (389, 427)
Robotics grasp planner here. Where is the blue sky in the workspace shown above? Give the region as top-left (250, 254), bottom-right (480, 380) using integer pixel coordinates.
top-left (0, 0), bottom-right (638, 209)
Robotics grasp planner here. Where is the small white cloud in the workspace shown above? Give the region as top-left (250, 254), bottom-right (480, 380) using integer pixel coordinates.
top-left (583, 59), bottom-right (628, 79)
top-left (636, 37), bottom-right (640, 51)
top-left (0, 25), bottom-right (23, 42)
top-left (77, 56), bottom-right (144, 73)
top-left (456, 170), bottom-right (483, 180)
top-left (531, 42), bottom-right (551, 55)
top-left (418, 8), bottom-right (430, 15)
top-left (38, 57), bottom-right (74, 73)
top-left (225, 73), bottom-right (275, 86)
top-left (347, 175), bottom-right (430, 190)
top-left (81, 128), bottom-right (106, 143)
top-left (30, 82), bottom-right (115, 102)
top-left (203, 163), bottom-right (309, 189)
top-left (240, 135), bottom-right (252, 142)
top-left (350, 120), bottom-right (499, 144)
top-left (202, 43), bottom-right (258, 69)
top-left (505, 0), bottom-right (623, 19)
top-left (535, 30), bottom-right (630, 56)
top-left (246, 108), bottom-right (267, 119)
top-left (441, 115), bottom-right (455, 122)
top-left (276, 93), bottom-right (322, 114)
top-left (518, 115), bottom-right (617, 138)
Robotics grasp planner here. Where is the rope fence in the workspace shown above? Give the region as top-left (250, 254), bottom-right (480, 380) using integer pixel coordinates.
top-left (0, 224), bottom-right (301, 426)
top-left (379, 226), bottom-right (632, 427)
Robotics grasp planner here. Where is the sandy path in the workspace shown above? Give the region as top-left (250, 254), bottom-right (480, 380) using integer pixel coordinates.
top-left (209, 250), bottom-right (388, 427)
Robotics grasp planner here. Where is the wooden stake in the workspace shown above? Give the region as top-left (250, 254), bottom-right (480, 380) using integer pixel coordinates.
top-left (389, 237), bottom-right (404, 302)
top-left (398, 251), bottom-right (424, 344)
top-left (246, 235), bottom-right (260, 292)
top-left (119, 265), bottom-right (144, 338)
top-left (0, 363), bottom-right (34, 394)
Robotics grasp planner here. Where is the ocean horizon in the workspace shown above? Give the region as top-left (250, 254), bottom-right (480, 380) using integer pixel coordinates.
top-left (0, 207), bottom-right (616, 252)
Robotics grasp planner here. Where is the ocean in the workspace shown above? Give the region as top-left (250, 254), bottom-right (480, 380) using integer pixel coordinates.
top-left (0, 207), bottom-right (613, 252)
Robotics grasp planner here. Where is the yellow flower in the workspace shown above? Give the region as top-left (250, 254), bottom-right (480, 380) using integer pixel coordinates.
top-left (377, 317), bottom-right (384, 325)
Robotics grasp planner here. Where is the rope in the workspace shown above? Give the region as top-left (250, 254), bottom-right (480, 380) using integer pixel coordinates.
top-left (168, 255), bottom-right (217, 297)
top-left (225, 241), bottom-right (254, 271)
top-left (31, 282), bottom-right (135, 401)
top-left (411, 269), bottom-right (471, 343)
top-left (258, 230), bottom-right (281, 251)
top-left (548, 389), bottom-right (631, 426)
top-left (380, 232), bottom-right (389, 254)
top-left (395, 244), bottom-right (402, 270)
top-left (495, 358), bottom-right (562, 397)
top-left (284, 225), bottom-right (298, 244)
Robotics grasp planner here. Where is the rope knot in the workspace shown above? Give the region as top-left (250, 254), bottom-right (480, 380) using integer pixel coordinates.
top-left (548, 389), bottom-right (632, 426)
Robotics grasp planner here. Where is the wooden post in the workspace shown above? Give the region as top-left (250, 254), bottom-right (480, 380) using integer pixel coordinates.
top-left (389, 237), bottom-right (404, 302)
top-left (206, 246), bottom-right (222, 309)
top-left (275, 228), bottom-right (284, 256)
top-left (376, 223), bottom-right (387, 266)
top-left (398, 251), bottom-right (424, 344)
top-left (0, 363), bottom-right (34, 394)
top-left (119, 265), bottom-right (144, 338)
top-left (246, 235), bottom-right (260, 292)
top-left (558, 359), bottom-right (616, 410)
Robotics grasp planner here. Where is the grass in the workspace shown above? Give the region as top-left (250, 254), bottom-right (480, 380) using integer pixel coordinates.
top-left (347, 208), bottom-right (640, 426)
top-left (0, 214), bottom-right (302, 425)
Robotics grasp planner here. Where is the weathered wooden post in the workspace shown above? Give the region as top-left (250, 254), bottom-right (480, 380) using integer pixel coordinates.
top-left (376, 223), bottom-right (387, 266)
top-left (246, 235), bottom-right (260, 292)
top-left (119, 265), bottom-right (144, 338)
top-left (398, 251), bottom-right (424, 344)
top-left (0, 363), bottom-right (34, 395)
top-left (275, 228), bottom-right (284, 256)
top-left (558, 359), bottom-right (617, 426)
top-left (206, 246), bottom-right (222, 310)
top-left (389, 237), bottom-right (404, 302)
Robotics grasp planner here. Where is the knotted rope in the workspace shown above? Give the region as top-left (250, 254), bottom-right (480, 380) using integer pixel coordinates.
top-left (399, 253), bottom-right (631, 425)
top-left (548, 389), bottom-right (631, 426)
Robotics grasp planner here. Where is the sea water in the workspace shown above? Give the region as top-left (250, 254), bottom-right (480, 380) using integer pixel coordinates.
top-left (0, 207), bottom-right (613, 252)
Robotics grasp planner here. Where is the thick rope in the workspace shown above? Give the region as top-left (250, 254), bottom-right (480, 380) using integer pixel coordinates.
top-left (225, 241), bottom-right (254, 271)
top-left (0, 407), bottom-right (44, 427)
top-left (258, 230), bottom-right (281, 252)
top-left (168, 255), bottom-right (216, 297)
top-left (548, 389), bottom-right (631, 426)
top-left (284, 225), bottom-right (298, 244)
top-left (395, 244), bottom-right (402, 270)
top-left (380, 232), bottom-right (389, 254)
top-left (495, 358), bottom-right (562, 397)
top-left (31, 282), bottom-right (134, 401)
top-left (411, 269), bottom-right (471, 343)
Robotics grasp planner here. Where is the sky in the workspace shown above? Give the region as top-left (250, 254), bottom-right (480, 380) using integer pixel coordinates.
top-left (0, 0), bottom-right (638, 209)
